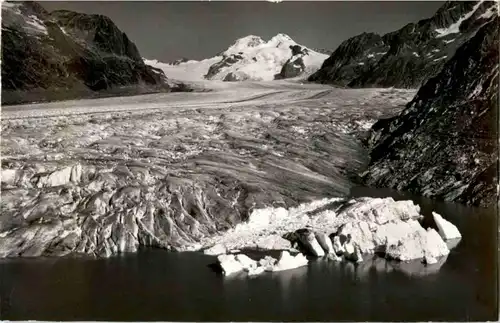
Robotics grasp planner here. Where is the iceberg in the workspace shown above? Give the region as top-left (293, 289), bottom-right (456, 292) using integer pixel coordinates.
top-left (315, 232), bottom-right (334, 254)
top-left (217, 254), bottom-right (244, 276)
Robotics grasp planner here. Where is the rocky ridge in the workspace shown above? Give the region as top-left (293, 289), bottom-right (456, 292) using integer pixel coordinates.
top-left (309, 1), bottom-right (498, 88)
top-left (362, 16), bottom-right (499, 207)
top-left (1, 1), bottom-right (169, 105)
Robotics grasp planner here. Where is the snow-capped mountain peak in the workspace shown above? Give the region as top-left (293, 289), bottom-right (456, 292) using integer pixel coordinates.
top-left (146, 33), bottom-right (329, 82)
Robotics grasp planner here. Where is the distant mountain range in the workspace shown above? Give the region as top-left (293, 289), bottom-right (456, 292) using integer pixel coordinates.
top-left (309, 1), bottom-right (499, 89)
top-left (1, 1), bottom-right (170, 105)
top-left (145, 34), bottom-right (328, 82)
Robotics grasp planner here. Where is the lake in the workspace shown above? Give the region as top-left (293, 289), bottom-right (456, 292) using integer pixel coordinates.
top-left (0, 186), bottom-right (497, 321)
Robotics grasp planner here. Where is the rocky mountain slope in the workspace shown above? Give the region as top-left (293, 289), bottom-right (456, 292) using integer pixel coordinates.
top-left (309, 1), bottom-right (498, 88)
top-left (146, 34), bottom-right (328, 82)
top-left (1, 1), bottom-right (169, 105)
top-left (362, 16), bottom-right (499, 207)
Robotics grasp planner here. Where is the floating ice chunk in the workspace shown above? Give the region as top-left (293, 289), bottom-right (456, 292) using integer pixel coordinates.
top-left (204, 243), bottom-right (227, 256)
top-left (385, 225), bottom-right (450, 262)
top-left (432, 212), bottom-right (462, 240)
top-left (315, 232), bottom-right (334, 254)
top-left (272, 251), bottom-right (308, 272)
top-left (259, 255), bottom-right (278, 272)
top-left (217, 254), bottom-right (244, 276)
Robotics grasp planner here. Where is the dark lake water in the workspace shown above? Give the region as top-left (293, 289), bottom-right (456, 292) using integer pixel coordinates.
top-left (0, 186), bottom-right (498, 321)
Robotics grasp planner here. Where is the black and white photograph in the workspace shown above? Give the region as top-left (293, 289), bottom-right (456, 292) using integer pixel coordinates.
top-left (0, 0), bottom-right (498, 321)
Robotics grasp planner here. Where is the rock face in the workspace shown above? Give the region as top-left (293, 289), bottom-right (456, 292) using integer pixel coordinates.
top-left (309, 1), bottom-right (498, 88)
top-left (204, 34), bottom-right (328, 81)
top-left (1, 1), bottom-right (168, 105)
top-left (363, 16), bottom-right (499, 207)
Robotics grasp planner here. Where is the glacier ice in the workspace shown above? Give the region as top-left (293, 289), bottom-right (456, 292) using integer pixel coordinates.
top-left (217, 254), bottom-right (245, 276)
top-left (216, 251), bottom-right (308, 276)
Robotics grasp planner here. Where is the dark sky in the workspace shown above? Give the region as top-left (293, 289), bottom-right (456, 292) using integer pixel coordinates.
top-left (42, 1), bottom-right (444, 62)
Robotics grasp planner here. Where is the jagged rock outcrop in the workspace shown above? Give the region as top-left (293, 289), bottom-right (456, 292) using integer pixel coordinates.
top-left (362, 16), bottom-right (499, 207)
top-left (1, 1), bottom-right (168, 105)
top-left (309, 32), bottom-right (387, 87)
top-left (309, 1), bottom-right (498, 88)
top-left (205, 53), bottom-right (245, 80)
top-left (204, 34), bottom-right (328, 81)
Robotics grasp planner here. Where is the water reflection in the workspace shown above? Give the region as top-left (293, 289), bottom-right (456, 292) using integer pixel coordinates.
top-left (217, 250), bottom-right (450, 284)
